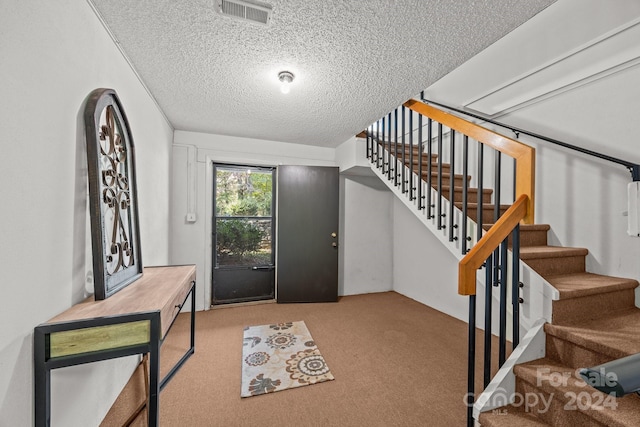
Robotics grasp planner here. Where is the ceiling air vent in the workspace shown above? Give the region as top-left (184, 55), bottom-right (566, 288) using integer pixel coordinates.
top-left (217, 0), bottom-right (272, 25)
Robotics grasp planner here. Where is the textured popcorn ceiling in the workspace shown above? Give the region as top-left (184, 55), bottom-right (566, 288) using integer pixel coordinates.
top-left (89, 0), bottom-right (555, 147)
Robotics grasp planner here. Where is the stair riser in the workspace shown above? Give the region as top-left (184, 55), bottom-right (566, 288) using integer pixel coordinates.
top-left (517, 230), bottom-right (548, 247)
top-left (409, 156), bottom-right (445, 163)
top-left (516, 378), bottom-right (604, 426)
top-left (381, 145), bottom-right (437, 158)
top-left (441, 189), bottom-right (492, 204)
top-left (408, 162), bottom-right (451, 173)
top-left (424, 174), bottom-right (470, 187)
top-left (545, 335), bottom-right (613, 369)
top-left (552, 289), bottom-right (637, 325)
top-left (522, 256), bottom-right (585, 277)
top-left (482, 226), bottom-right (549, 247)
top-left (464, 207), bottom-right (508, 224)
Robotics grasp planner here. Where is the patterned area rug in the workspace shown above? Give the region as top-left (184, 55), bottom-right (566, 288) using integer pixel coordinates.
top-left (241, 321), bottom-right (334, 397)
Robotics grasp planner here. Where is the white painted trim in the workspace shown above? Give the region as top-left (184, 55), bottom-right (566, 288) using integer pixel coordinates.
top-left (174, 144), bottom-right (199, 222)
top-left (492, 59), bottom-right (640, 120)
top-left (203, 155), bottom-right (214, 310)
top-left (85, 0), bottom-right (174, 130)
top-left (464, 18), bottom-right (640, 116)
top-left (473, 318), bottom-right (547, 419)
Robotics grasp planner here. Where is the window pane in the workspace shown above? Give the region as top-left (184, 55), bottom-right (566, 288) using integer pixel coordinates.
top-left (216, 218), bottom-right (272, 267)
top-left (216, 168), bottom-right (272, 217)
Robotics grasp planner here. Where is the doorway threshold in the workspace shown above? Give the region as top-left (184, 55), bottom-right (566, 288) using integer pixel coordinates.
top-left (211, 299), bottom-right (276, 310)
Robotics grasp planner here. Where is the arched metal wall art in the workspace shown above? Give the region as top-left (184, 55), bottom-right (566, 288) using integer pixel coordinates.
top-left (84, 88), bottom-right (143, 299)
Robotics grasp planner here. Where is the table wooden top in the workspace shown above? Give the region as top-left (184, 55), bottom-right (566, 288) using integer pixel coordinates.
top-left (46, 265), bottom-right (196, 337)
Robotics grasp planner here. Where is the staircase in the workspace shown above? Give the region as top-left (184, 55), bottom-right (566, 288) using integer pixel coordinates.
top-left (367, 107), bottom-right (640, 425)
top-left (478, 232), bottom-right (640, 426)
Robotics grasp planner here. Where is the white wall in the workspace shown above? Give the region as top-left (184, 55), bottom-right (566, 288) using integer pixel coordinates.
top-left (392, 197), bottom-right (469, 321)
top-left (0, 1), bottom-right (173, 425)
top-left (340, 175), bottom-right (394, 296)
top-left (425, 0), bottom-right (640, 301)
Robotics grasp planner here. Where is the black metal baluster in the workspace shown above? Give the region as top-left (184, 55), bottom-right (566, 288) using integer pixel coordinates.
top-left (382, 116), bottom-right (388, 177)
top-left (477, 141), bottom-right (490, 388)
top-left (393, 110), bottom-right (398, 186)
top-left (389, 113), bottom-right (394, 181)
top-left (418, 113), bottom-right (424, 209)
top-left (366, 126), bottom-right (371, 160)
top-left (437, 123), bottom-right (444, 229)
top-left (462, 135), bottom-right (469, 254)
top-left (494, 150), bottom-right (502, 276)
top-left (477, 143), bottom-right (484, 239)
top-left (449, 129), bottom-right (456, 241)
top-left (376, 120), bottom-right (381, 170)
top-left (483, 252), bottom-right (493, 388)
top-left (409, 109), bottom-right (414, 200)
top-left (492, 150), bottom-right (504, 364)
top-left (370, 126), bottom-right (374, 163)
top-left (467, 295), bottom-right (476, 427)
top-left (512, 224), bottom-right (521, 349)
top-left (381, 117), bottom-right (389, 174)
top-left (427, 119), bottom-right (433, 219)
top-left (499, 238), bottom-right (508, 367)
top-left (402, 105), bottom-right (407, 193)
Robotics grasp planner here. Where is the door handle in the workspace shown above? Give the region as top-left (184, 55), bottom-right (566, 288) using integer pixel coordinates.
top-left (252, 266), bottom-right (275, 271)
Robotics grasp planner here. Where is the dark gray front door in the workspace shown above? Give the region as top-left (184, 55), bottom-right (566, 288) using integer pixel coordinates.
top-left (213, 164), bottom-right (275, 305)
top-left (276, 166), bottom-right (339, 303)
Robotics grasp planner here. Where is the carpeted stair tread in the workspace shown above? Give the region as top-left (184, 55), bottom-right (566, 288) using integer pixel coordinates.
top-left (545, 308), bottom-right (640, 361)
top-left (478, 404), bottom-right (551, 426)
top-left (483, 223), bottom-right (551, 232)
top-left (519, 246), bottom-right (589, 260)
top-left (515, 357), bottom-right (640, 427)
top-left (546, 272), bottom-right (639, 299)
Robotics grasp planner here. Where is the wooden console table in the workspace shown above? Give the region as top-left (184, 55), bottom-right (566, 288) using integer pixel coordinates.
top-left (34, 265), bottom-right (196, 426)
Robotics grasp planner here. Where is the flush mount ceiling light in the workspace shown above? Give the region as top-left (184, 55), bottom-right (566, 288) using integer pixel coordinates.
top-left (278, 71), bottom-right (295, 94)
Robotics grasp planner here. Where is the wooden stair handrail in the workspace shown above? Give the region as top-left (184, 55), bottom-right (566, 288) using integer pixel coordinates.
top-left (458, 195), bottom-right (528, 295)
top-left (404, 99), bottom-right (535, 224)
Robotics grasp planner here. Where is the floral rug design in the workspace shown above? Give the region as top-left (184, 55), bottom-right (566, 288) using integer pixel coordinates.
top-left (241, 321), bottom-right (334, 397)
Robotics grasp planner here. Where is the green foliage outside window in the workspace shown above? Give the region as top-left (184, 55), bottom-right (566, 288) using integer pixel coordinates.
top-left (215, 168), bottom-right (273, 266)
top-left (216, 170), bottom-right (272, 217)
top-left (216, 219), bottom-right (262, 257)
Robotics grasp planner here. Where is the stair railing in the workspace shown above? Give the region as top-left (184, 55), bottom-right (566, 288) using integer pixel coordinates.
top-left (365, 96), bottom-right (535, 427)
top-left (422, 98), bottom-right (640, 182)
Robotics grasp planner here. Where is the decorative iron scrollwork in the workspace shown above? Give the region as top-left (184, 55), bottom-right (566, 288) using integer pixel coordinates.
top-left (85, 89), bottom-right (142, 299)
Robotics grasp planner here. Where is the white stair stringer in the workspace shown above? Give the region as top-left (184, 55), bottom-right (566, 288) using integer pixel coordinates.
top-left (368, 158), bottom-right (558, 335)
top-left (473, 319), bottom-right (547, 421)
